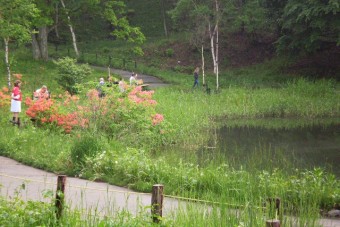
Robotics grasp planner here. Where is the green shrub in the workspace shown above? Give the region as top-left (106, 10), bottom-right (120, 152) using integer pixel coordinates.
top-left (54, 57), bottom-right (92, 95)
top-left (70, 135), bottom-right (103, 166)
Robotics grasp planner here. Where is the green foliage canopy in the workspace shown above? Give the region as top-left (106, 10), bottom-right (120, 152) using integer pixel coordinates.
top-left (277, 0), bottom-right (340, 53)
top-left (0, 0), bottom-right (39, 44)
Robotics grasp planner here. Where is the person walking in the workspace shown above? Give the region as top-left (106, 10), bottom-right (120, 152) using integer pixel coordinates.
top-left (193, 67), bottom-right (199, 88)
top-left (10, 80), bottom-right (22, 126)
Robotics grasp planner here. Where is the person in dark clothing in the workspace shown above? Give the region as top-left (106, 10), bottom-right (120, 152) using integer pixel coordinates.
top-left (193, 67), bottom-right (199, 88)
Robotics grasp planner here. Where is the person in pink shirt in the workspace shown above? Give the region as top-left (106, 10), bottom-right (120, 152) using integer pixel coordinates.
top-left (10, 80), bottom-right (22, 126)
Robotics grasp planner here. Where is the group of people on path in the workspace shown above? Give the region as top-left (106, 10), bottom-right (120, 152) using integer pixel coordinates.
top-left (10, 81), bottom-right (49, 127)
top-left (96, 72), bottom-right (140, 98)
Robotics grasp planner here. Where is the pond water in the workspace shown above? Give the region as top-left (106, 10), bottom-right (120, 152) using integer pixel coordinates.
top-left (197, 119), bottom-right (340, 177)
top-left (157, 119), bottom-right (340, 177)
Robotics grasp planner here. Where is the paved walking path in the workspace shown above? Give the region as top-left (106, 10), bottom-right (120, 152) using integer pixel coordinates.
top-left (1, 156), bottom-right (339, 226)
top-left (0, 156), bottom-right (181, 217)
top-left (91, 66), bottom-right (169, 89)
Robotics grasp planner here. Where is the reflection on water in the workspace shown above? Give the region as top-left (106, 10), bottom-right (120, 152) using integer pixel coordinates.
top-left (200, 119), bottom-right (340, 177)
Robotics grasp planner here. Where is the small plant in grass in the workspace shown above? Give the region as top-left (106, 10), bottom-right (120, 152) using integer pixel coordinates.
top-left (165, 48), bottom-right (174, 57)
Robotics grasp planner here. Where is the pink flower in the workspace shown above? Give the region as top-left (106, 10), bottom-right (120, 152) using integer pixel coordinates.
top-left (152, 113), bottom-right (164, 125)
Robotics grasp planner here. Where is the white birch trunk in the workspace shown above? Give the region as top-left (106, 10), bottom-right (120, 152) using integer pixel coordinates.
top-left (215, 0), bottom-right (219, 90)
top-left (216, 29), bottom-right (219, 90)
top-left (160, 0), bottom-right (168, 38)
top-left (209, 22), bottom-right (217, 75)
top-left (4, 38), bottom-right (11, 87)
top-left (201, 44), bottom-right (205, 86)
top-left (60, 0), bottom-right (79, 57)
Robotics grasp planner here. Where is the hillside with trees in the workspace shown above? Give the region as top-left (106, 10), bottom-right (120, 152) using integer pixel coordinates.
top-left (1, 0), bottom-right (339, 79)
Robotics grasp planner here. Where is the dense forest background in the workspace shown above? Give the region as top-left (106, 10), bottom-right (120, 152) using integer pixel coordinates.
top-left (2, 0), bottom-right (340, 78)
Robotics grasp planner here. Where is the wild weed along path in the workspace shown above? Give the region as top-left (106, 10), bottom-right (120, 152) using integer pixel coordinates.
top-left (1, 156), bottom-right (339, 226)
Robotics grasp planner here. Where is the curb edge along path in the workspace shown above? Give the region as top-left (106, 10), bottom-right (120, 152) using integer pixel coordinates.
top-left (91, 66), bottom-right (169, 88)
top-left (1, 157), bottom-right (340, 226)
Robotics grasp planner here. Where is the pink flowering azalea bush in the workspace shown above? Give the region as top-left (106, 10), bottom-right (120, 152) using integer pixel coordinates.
top-left (82, 86), bottom-right (170, 146)
top-left (25, 93), bottom-right (88, 133)
top-left (24, 85), bottom-right (170, 145)
top-left (0, 87), bottom-right (11, 108)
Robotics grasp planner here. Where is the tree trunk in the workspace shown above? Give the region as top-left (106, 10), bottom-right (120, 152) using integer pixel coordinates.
top-left (215, 0), bottom-right (219, 90)
top-left (38, 26), bottom-right (49, 61)
top-left (160, 0), bottom-right (168, 38)
top-left (201, 44), bottom-right (205, 86)
top-left (60, 0), bottom-right (79, 57)
top-left (31, 26), bottom-right (49, 61)
top-left (55, 3), bottom-right (60, 38)
top-left (209, 22), bottom-right (218, 75)
top-left (31, 33), bottom-right (41, 60)
top-left (216, 28), bottom-right (219, 90)
top-left (4, 38), bottom-right (11, 87)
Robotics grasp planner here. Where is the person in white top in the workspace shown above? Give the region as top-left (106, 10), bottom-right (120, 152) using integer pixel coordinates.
top-left (129, 73), bottom-right (138, 86)
top-left (118, 77), bottom-right (126, 92)
top-left (34, 85), bottom-right (49, 100)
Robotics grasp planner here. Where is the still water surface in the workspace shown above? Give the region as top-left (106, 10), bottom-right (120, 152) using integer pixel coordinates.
top-left (199, 119), bottom-right (340, 177)
top-left (158, 119), bottom-right (339, 177)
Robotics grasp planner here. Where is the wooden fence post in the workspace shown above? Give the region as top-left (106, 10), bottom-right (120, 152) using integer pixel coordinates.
top-left (266, 219), bottom-right (280, 227)
top-left (55, 175), bottom-right (66, 219)
top-left (266, 197), bottom-right (281, 227)
top-left (151, 184), bottom-right (164, 223)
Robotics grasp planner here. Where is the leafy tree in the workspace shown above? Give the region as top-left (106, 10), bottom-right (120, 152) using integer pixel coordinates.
top-left (32, 0), bottom-right (145, 61)
top-left (31, 0), bottom-right (57, 61)
top-left (262, 0), bottom-right (288, 36)
top-left (277, 0), bottom-right (340, 54)
top-left (0, 0), bottom-right (39, 87)
top-left (221, 0), bottom-right (268, 35)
